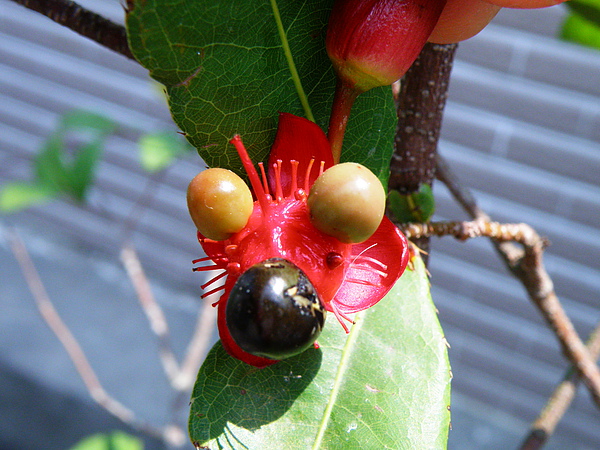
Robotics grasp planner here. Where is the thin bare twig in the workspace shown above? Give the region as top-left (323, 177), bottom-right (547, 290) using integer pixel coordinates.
top-left (120, 243), bottom-right (180, 383)
top-left (400, 219), bottom-right (600, 409)
top-left (120, 241), bottom-right (217, 392)
top-left (435, 154), bottom-right (487, 221)
top-left (434, 157), bottom-right (600, 418)
top-left (175, 298), bottom-right (217, 391)
top-left (6, 227), bottom-right (165, 441)
top-left (9, 0), bottom-right (135, 60)
top-left (521, 321), bottom-right (600, 450)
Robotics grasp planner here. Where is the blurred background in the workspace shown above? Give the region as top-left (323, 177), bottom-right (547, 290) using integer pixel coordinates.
top-left (0, 0), bottom-right (599, 448)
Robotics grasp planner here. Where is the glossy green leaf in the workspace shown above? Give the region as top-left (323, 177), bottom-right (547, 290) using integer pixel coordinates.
top-left (189, 254), bottom-right (451, 449)
top-left (126, 0), bottom-right (396, 185)
top-left (0, 182), bottom-right (57, 213)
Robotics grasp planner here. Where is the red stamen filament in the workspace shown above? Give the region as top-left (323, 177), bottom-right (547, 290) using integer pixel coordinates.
top-left (193, 264), bottom-right (222, 272)
top-left (351, 265), bottom-right (388, 279)
top-left (230, 135), bottom-right (270, 212)
top-left (290, 160), bottom-right (299, 197)
top-left (274, 160), bottom-right (284, 201)
top-left (330, 302), bottom-right (354, 333)
top-left (258, 162), bottom-right (270, 198)
top-left (200, 270), bottom-right (227, 290)
top-left (304, 159), bottom-right (314, 192)
top-left (192, 256), bottom-right (213, 264)
top-left (345, 278), bottom-right (377, 286)
top-left (353, 255), bottom-right (388, 271)
top-left (201, 285), bottom-right (226, 300)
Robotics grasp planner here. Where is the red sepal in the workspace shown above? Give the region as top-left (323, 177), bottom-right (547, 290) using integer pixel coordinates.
top-left (331, 216), bottom-right (409, 314)
top-left (268, 113), bottom-right (334, 195)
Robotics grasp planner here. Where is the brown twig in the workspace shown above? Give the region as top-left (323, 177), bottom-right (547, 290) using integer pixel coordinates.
top-left (9, 0), bottom-right (135, 60)
top-left (120, 243), bottom-right (180, 384)
top-left (434, 158), bottom-right (600, 413)
top-left (520, 321), bottom-right (600, 450)
top-left (435, 154), bottom-right (487, 221)
top-left (175, 298), bottom-right (217, 391)
top-left (399, 220), bottom-right (539, 244)
top-left (5, 227), bottom-right (167, 442)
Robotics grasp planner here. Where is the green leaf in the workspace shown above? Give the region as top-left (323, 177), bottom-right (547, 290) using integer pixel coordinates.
top-left (561, 10), bottom-right (600, 51)
top-left (68, 431), bottom-right (144, 450)
top-left (34, 110), bottom-right (115, 202)
top-left (126, 0), bottom-right (396, 186)
top-left (566, 0), bottom-right (600, 27)
top-left (189, 254), bottom-right (451, 449)
top-left (34, 133), bottom-right (71, 191)
top-left (0, 182), bottom-right (57, 213)
top-left (59, 110), bottom-right (116, 134)
top-left (68, 139), bottom-right (104, 201)
top-left (138, 131), bottom-right (192, 173)
top-left (388, 184), bottom-right (436, 223)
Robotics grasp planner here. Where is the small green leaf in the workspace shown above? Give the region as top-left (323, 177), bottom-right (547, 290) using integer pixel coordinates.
top-left (189, 254), bottom-right (451, 449)
top-left (34, 111), bottom-right (115, 203)
top-left (68, 431), bottom-right (144, 450)
top-left (126, 0), bottom-right (396, 185)
top-left (60, 110), bottom-right (116, 134)
top-left (69, 139), bottom-right (104, 201)
top-left (0, 182), bottom-right (57, 213)
top-left (561, 10), bottom-right (600, 50)
top-left (388, 184), bottom-right (435, 223)
top-left (34, 134), bottom-right (71, 191)
top-left (138, 131), bottom-right (192, 173)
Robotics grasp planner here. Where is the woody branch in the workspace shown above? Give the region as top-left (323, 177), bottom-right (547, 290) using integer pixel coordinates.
top-left (9, 0), bottom-right (134, 60)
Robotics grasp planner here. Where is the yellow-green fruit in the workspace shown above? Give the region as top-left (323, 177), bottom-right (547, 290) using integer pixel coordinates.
top-left (187, 168), bottom-right (253, 241)
top-left (308, 163), bottom-right (385, 243)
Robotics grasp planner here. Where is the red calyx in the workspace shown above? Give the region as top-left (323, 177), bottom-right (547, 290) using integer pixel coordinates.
top-left (194, 114), bottom-right (409, 367)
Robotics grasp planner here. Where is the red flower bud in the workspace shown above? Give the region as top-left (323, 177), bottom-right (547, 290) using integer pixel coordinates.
top-left (326, 0), bottom-right (447, 92)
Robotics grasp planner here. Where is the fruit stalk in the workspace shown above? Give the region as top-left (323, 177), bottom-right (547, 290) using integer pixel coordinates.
top-left (327, 78), bottom-right (359, 164)
top-left (326, 0), bottom-right (447, 158)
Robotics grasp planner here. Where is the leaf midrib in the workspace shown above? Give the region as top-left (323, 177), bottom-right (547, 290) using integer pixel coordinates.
top-left (269, 0), bottom-right (315, 122)
top-left (311, 310), bottom-right (366, 449)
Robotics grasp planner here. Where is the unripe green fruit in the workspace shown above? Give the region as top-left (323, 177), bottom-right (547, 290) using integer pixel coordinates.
top-left (308, 163), bottom-right (385, 243)
top-left (187, 168), bottom-right (253, 241)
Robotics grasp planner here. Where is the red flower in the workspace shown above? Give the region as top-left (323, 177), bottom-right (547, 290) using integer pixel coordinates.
top-left (193, 113), bottom-right (409, 367)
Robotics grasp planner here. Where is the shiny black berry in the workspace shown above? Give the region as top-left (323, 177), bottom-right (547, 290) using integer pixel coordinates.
top-left (226, 258), bottom-right (326, 360)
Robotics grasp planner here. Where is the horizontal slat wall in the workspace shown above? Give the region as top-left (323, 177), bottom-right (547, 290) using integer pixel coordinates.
top-left (0, 0), bottom-right (204, 293)
top-left (433, 6), bottom-right (600, 448)
top-left (1, 1), bottom-right (599, 449)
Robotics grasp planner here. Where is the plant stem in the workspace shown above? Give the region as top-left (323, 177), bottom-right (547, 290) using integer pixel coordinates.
top-left (389, 42), bottom-right (457, 259)
top-left (9, 0), bottom-right (135, 60)
top-left (520, 321), bottom-right (600, 450)
top-left (327, 78), bottom-right (359, 164)
top-left (390, 43), bottom-right (457, 195)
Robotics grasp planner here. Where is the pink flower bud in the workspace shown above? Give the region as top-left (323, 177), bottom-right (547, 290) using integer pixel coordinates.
top-left (326, 0), bottom-right (447, 92)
